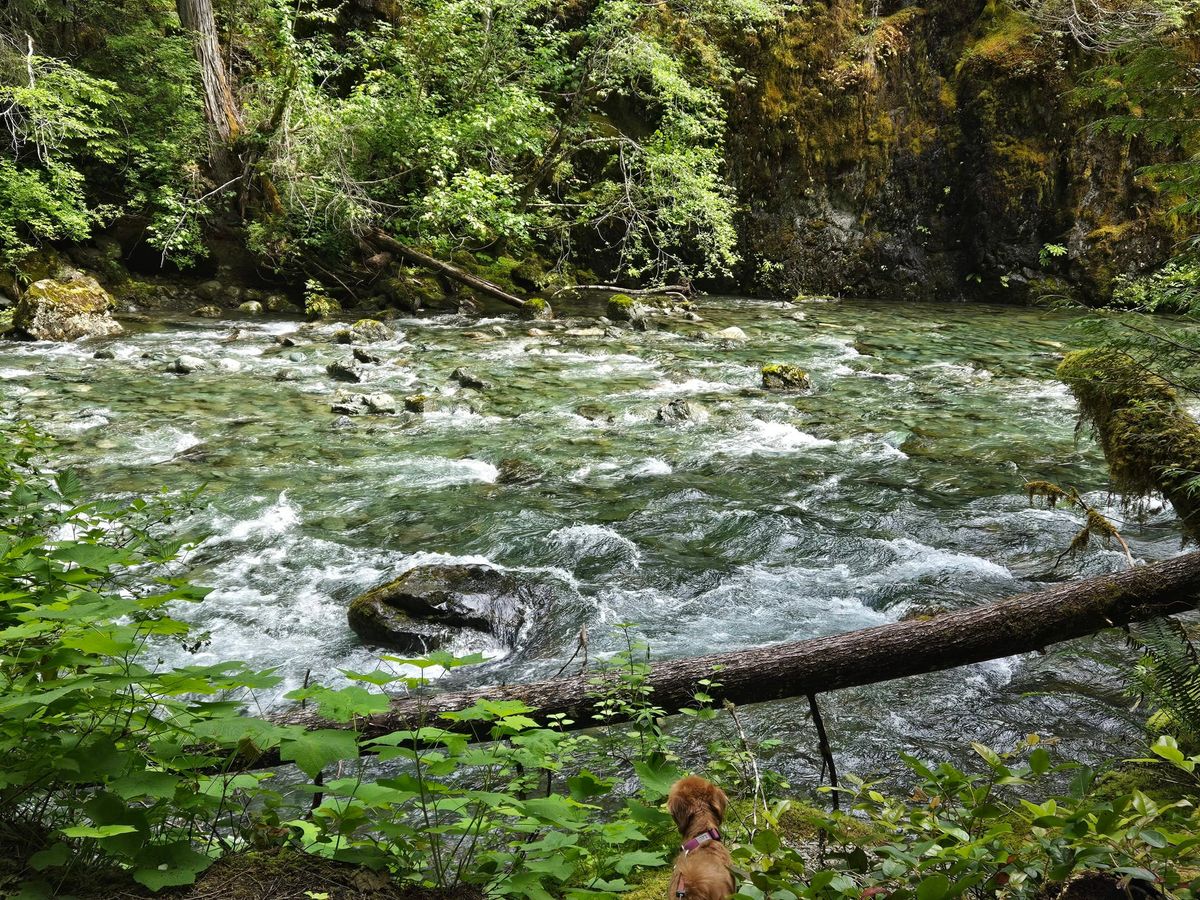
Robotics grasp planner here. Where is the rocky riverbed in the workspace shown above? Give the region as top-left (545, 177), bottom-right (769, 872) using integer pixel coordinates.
top-left (0, 294), bottom-right (1184, 778)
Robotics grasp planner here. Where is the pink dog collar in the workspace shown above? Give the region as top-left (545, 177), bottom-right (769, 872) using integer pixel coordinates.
top-left (681, 828), bottom-right (721, 853)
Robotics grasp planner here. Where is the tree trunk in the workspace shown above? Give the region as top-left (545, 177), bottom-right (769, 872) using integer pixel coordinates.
top-left (368, 230), bottom-right (527, 310)
top-left (177, 0), bottom-right (242, 164)
top-left (274, 552), bottom-right (1200, 741)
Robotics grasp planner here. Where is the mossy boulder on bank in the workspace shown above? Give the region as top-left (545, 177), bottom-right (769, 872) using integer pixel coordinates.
top-left (519, 297), bottom-right (553, 321)
top-left (762, 363), bottom-right (810, 390)
top-left (1058, 348), bottom-right (1200, 537)
top-left (13, 274), bottom-right (123, 341)
top-left (347, 564), bottom-right (558, 651)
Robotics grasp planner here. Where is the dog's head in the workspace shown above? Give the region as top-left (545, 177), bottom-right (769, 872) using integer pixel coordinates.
top-left (667, 776), bottom-right (729, 837)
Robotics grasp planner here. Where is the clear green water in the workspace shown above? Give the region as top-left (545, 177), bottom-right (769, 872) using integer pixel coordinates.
top-left (1, 296), bottom-right (1180, 776)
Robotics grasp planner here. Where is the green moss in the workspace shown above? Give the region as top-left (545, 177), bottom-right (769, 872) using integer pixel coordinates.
top-left (762, 363), bottom-right (811, 390)
top-left (520, 296), bottom-right (553, 320)
top-left (609, 293), bottom-right (635, 309)
top-left (1058, 349), bottom-right (1200, 536)
top-left (957, 1), bottom-right (1042, 76)
top-left (622, 867), bottom-right (673, 900)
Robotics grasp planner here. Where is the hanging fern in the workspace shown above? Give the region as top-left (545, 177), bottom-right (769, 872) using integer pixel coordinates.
top-left (1128, 618), bottom-right (1200, 747)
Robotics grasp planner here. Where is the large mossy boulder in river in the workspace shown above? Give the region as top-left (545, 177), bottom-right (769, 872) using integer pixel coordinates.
top-left (13, 274), bottom-right (123, 341)
top-left (761, 363), bottom-right (810, 391)
top-left (348, 564), bottom-right (555, 651)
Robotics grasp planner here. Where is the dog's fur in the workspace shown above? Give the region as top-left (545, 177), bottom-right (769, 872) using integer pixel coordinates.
top-left (667, 777), bottom-right (735, 900)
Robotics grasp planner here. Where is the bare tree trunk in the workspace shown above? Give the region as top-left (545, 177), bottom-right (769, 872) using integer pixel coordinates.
top-left (177, 0), bottom-right (242, 166)
top-left (369, 229), bottom-right (528, 310)
top-left (273, 552), bottom-right (1200, 742)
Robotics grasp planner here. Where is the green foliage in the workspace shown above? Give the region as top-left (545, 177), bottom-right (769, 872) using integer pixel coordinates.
top-left (729, 738), bottom-right (1200, 900)
top-left (1129, 619), bottom-right (1200, 749)
top-left (1112, 257), bottom-right (1200, 313)
top-left (253, 0), bottom-right (776, 283)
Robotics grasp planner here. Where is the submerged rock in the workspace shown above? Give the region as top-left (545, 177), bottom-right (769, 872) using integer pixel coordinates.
top-left (761, 363), bottom-right (810, 391)
top-left (13, 274), bottom-right (123, 341)
top-left (347, 564), bottom-right (556, 651)
top-left (656, 398), bottom-right (707, 425)
top-left (496, 458), bottom-right (541, 485)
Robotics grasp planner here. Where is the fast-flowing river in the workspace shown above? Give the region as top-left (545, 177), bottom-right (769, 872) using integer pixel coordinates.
top-left (1, 295), bottom-right (1180, 778)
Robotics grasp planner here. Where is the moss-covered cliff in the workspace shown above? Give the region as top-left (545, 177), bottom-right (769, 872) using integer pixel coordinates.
top-left (726, 0), bottom-right (1181, 303)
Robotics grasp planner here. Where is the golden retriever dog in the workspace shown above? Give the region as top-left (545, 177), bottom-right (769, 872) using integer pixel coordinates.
top-left (667, 776), bottom-right (736, 900)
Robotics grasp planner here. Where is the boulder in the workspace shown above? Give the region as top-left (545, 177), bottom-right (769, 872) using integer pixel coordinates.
top-left (656, 398), bottom-right (708, 425)
top-left (265, 294), bottom-right (300, 313)
top-left (192, 305), bottom-right (223, 319)
top-left (275, 334), bottom-right (299, 347)
top-left (352, 318), bottom-right (393, 343)
top-left (404, 394), bottom-right (436, 413)
top-left (761, 363), bottom-right (810, 391)
top-left (713, 326), bottom-right (748, 343)
top-left (238, 300), bottom-right (264, 316)
top-left (93, 348), bottom-right (116, 360)
top-left (518, 297), bottom-right (553, 321)
top-left (166, 354), bottom-right (206, 374)
top-left (330, 390), bottom-right (395, 415)
top-left (217, 358), bottom-right (242, 373)
top-left (451, 367), bottom-right (490, 390)
top-left (606, 293), bottom-right (647, 329)
top-left (347, 564), bottom-right (556, 651)
top-left (326, 359), bottom-right (364, 383)
top-left (13, 275), bottom-right (123, 341)
top-left (353, 347), bottom-right (382, 365)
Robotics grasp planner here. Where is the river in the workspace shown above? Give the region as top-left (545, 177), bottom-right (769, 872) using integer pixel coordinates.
top-left (1, 295), bottom-right (1180, 779)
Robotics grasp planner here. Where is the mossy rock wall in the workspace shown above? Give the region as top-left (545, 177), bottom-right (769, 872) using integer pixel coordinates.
top-left (724, 0), bottom-right (1181, 302)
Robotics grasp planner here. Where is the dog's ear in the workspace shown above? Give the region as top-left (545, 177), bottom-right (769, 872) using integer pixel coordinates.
top-left (667, 785), bottom-right (690, 828)
top-left (706, 783), bottom-right (729, 823)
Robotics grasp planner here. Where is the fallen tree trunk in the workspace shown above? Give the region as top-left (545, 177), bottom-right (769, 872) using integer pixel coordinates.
top-left (367, 229), bottom-right (527, 311)
top-left (275, 552), bottom-right (1200, 741)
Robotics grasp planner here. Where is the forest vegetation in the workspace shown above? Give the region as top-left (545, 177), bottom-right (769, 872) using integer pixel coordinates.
top-left (2, 0), bottom-right (1200, 898)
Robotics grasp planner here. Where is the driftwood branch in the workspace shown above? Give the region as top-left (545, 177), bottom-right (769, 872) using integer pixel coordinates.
top-left (552, 284), bottom-right (692, 302)
top-left (368, 229), bottom-right (527, 310)
top-left (273, 552), bottom-right (1200, 742)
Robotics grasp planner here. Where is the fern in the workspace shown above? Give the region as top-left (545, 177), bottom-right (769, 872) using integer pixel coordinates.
top-left (1128, 618), bottom-right (1200, 746)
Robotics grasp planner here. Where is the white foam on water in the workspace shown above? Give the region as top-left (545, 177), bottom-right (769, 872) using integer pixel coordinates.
top-left (549, 523), bottom-right (642, 568)
top-left (53, 409), bottom-right (112, 433)
top-left (570, 457), bottom-right (673, 482)
top-left (383, 456), bottom-right (499, 488)
top-left (628, 377), bottom-right (743, 397)
top-left (0, 367), bottom-right (33, 379)
top-left (717, 419), bottom-right (836, 456)
top-left (873, 537), bottom-right (1013, 583)
top-left (119, 426), bottom-right (204, 465)
top-left (209, 492), bottom-right (302, 543)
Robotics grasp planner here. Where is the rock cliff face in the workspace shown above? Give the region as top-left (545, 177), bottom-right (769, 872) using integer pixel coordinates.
top-left (726, 0), bottom-right (1179, 303)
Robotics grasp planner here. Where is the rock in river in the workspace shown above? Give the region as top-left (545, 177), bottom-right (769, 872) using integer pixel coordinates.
top-left (347, 564), bottom-right (557, 651)
top-left (326, 359), bottom-right (364, 383)
top-left (166, 354), bottom-right (206, 374)
top-left (13, 274), bottom-right (123, 341)
top-left (656, 398), bottom-right (707, 425)
top-left (761, 363), bottom-right (810, 390)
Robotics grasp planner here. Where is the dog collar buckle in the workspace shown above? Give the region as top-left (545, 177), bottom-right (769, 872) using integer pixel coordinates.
top-left (681, 828), bottom-right (721, 853)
